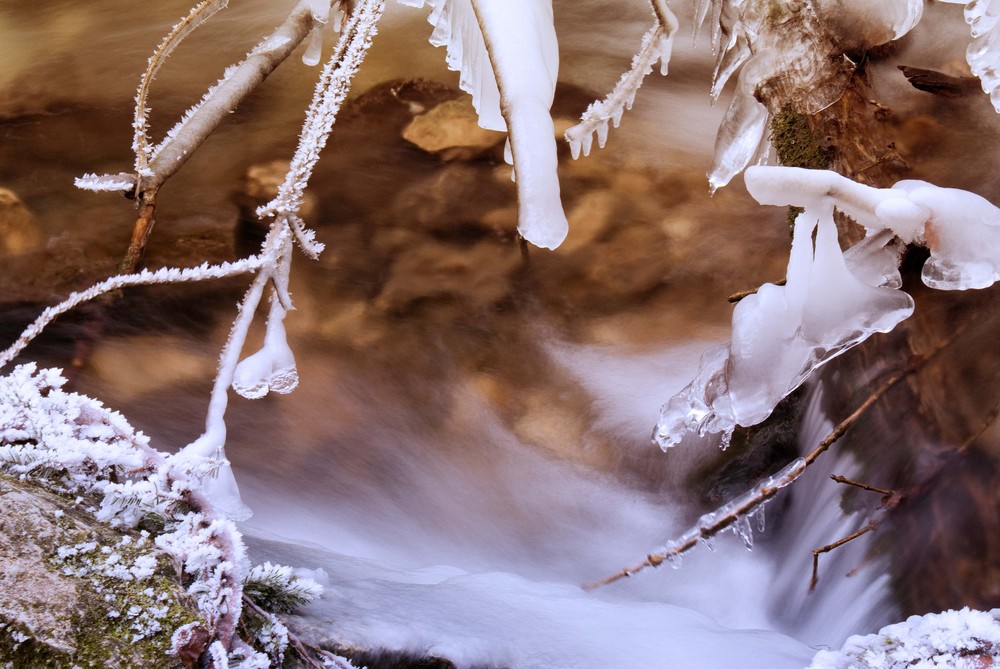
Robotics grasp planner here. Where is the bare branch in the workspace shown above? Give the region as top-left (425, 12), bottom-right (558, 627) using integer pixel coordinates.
top-left (810, 520), bottom-right (880, 592)
top-left (830, 474), bottom-right (894, 497)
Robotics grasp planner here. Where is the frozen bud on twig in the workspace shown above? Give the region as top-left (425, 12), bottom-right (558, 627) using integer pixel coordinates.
top-left (232, 297), bottom-right (298, 399)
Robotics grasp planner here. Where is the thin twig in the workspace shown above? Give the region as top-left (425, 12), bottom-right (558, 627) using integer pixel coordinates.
top-left (830, 474), bottom-right (894, 496)
top-left (959, 395), bottom-right (1000, 452)
top-left (584, 458), bottom-right (806, 590)
top-left (0, 257), bottom-right (264, 371)
top-left (120, 194), bottom-right (158, 273)
top-left (810, 519), bottom-right (879, 591)
top-left (145, 0), bottom-right (325, 192)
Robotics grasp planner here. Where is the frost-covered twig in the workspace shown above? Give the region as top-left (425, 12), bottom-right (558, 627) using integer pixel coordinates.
top-left (146, 0), bottom-right (333, 190)
top-left (565, 0), bottom-right (678, 160)
top-left (133, 0), bottom-right (230, 179)
top-left (257, 0), bottom-right (385, 232)
top-left (0, 257), bottom-right (264, 372)
top-left (240, 594), bottom-right (351, 669)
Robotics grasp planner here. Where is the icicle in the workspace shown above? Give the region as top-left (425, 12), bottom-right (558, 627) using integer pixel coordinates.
top-left (667, 553), bottom-right (683, 569)
top-left (753, 503), bottom-right (766, 533)
top-left (302, 0), bottom-right (331, 66)
top-left (700, 535), bottom-right (717, 552)
top-left (471, 0), bottom-right (567, 249)
top-left (733, 515), bottom-right (754, 550)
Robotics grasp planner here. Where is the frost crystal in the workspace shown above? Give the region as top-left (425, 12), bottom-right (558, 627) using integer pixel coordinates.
top-left (74, 172), bottom-right (136, 193)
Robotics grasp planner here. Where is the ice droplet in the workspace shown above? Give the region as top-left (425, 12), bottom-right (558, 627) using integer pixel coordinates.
top-left (302, 26), bottom-right (324, 66)
top-left (667, 553), bottom-right (683, 570)
top-left (232, 298), bottom-right (298, 399)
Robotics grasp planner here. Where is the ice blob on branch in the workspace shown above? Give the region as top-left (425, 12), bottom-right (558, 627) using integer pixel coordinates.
top-left (893, 178), bottom-right (1000, 290)
top-left (402, 0), bottom-right (568, 249)
top-left (232, 296), bottom-right (299, 399)
top-left (656, 166), bottom-right (1000, 450)
top-left (751, 166), bottom-right (1000, 290)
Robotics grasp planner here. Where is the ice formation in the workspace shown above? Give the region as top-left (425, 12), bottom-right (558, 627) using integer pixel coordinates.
top-left (941, 0), bottom-right (1000, 112)
top-left (232, 297), bottom-right (299, 400)
top-left (807, 607), bottom-right (1000, 668)
top-left (893, 178), bottom-right (1000, 290)
top-left (401, 0), bottom-right (568, 249)
top-left (656, 166), bottom-right (1000, 449)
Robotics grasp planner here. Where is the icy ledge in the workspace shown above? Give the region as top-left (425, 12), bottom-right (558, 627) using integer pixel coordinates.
top-left (656, 166), bottom-right (1000, 449)
top-left (808, 607), bottom-right (1000, 669)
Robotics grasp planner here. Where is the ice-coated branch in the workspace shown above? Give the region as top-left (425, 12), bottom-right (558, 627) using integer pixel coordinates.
top-left (585, 458), bottom-right (806, 589)
top-left (0, 257), bottom-right (264, 372)
top-left (747, 165), bottom-right (1000, 290)
top-left (565, 18), bottom-right (677, 160)
top-left (169, 226), bottom-right (292, 520)
top-left (657, 166), bottom-right (1000, 452)
top-left (134, 0), bottom-right (230, 178)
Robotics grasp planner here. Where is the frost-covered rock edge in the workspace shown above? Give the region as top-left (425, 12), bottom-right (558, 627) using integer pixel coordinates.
top-left (807, 607), bottom-right (1000, 669)
top-left (0, 363), bottom-right (330, 668)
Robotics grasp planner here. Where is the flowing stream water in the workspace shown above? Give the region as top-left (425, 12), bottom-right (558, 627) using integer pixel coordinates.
top-left (3, 1), bottom-right (999, 666)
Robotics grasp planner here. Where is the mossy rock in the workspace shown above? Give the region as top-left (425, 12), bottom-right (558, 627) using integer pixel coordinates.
top-left (0, 475), bottom-right (202, 668)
